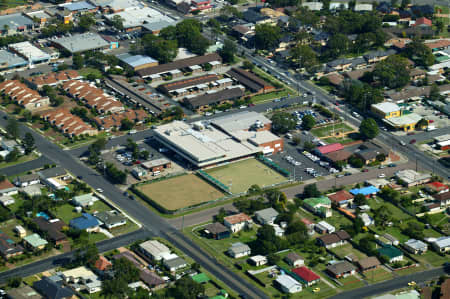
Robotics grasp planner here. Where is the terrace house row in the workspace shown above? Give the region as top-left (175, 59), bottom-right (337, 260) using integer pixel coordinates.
top-left (0, 80), bottom-right (50, 112)
top-left (42, 108), bottom-right (98, 137)
top-left (62, 80), bottom-right (124, 114)
top-left (25, 70), bottom-right (83, 89)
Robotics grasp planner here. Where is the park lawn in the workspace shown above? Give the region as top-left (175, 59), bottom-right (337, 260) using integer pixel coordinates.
top-left (368, 199), bottom-right (413, 221)
top-left (337, 275), bottom-right (366, 290)
top-left (79, 67), bottom-right (103, 79)
top-left (311, 123), bottom-right (354, 138)
top-left (87, 200), bottom-right (112, 214)
top-left (0, 218), bottom-right (28, 243)
top-left (7, 196), bottom-right (25, 214)
top-left (51, 203), bottom-right (81, 223)
top-left (363, 267), bottom-right (394, 284)
top-left (322, 137), bottom-right (356, 145)
top-left (136, 174), bottom-right (225, 211)
top-left (371, 226), bottom-right (410, 243)
top-left (251, 90), bottom-right (289, 104)
top-left (412, 250), bottom-right (449, 267)
top-left (423, 228), bottom-right (443, 238)
top-left (205, 159), bottom-right (287, 194)
top-left (330, 244), bottom-right (368, 260)
top-left (110, 221), bottom-right (139, 236)
top-left (323, 212), bottom-right (353, 230)
top-left (0, 153), bottom-right (39, 169)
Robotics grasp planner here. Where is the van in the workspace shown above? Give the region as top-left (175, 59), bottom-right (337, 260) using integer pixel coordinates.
top-left (352, 111), bottom-right (360, 118)
top-left (286, 133), bottom-right (293, 139)
top-left (153, 171), bottom-right (161, 176)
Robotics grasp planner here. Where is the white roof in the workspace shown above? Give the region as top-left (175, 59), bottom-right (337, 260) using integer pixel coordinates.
top-left (63, 266), bottom-right (96, 279)
top-left (395, 169), bottom-right (431, 184)
top-left (249, 255), bottom-right (267, 262)
top-left (9, 41), bottom-right (51, 63)
top-left (433, 236), bottom-right (450, 249)
top-left (354, 3), bottom-right (372, 11)
top-left (405, 239), bottom-right (427, 250)
top-left (105, 6), bottom-right (175, 29)
top-left (437, 140), bottom-right (450, 147)
top-left (317, 221), bottom-right (335, 231)
top-left (434, 134), bottom-right (450, 143)
top-left (53, 33), bottom-right (109, 53)
top-left (139, 240), bottom-right (170, 256)
top-left (384, 113), bottom-right (422, 127)
top-left (211, 111), bottom-right (271, 133)
top-left (275, 275), bottom-right (302, 290)
top-left (372, 102), bottom-right (400, 114)
top-left (302, 2), bottom-right (323, 10)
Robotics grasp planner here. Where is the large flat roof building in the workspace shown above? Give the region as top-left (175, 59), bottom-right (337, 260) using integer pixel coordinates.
top-left (105, 6), bottom-right (175, 30)
top-left (52, 33), bottom-right (109, 53)
top-left (0, 13), bottom-right (34, 35)
top-left (0, 50), bottom-right (27, 70)
top-left (117, 53), bottom-right (158, 70)
top-left (9, 42), bottom-right (51, 64)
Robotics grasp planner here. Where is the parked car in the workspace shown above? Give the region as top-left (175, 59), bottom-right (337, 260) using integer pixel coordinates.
top-left (410, 139), bottom-right (416, 144)
top-left (362, 169), bottom-right (369, 172)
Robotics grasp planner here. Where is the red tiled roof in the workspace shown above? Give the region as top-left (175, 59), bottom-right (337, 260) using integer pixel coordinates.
top-left (301, 218), bottom-right (314, 225)
top-left (224, 213), bottom-right (251, 225)
top-left (317, 143), bottom-right (344, 155)
top-left (95, 255), bottom-right (112, 271)
top-left (292, 266), bottom-right (320, 282)
top-left (426, 181), bottom-right (448, 191)
top-left (414, 17), bottom-right (432, 26)
top-left (0, 179), bottom-right (15, 191)
top-left (425, 39), bottom-right (450, 50)
top-left (328, 190), bottom-right (354, 203)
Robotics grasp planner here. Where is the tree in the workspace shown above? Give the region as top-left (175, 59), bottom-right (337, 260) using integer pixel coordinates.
top-left (170, 276), bottom-right (205, 299)
top-left (254, 24), bottom-right (281, 50)
top-left (373, 205), bottom-right (393, 227)
top-left (72, 53), bottom-right (84, 69)
top-left (110, 15), bottom-right (124, 31)
top-left (326, 33), bottom-right (350, 58)
top-left (78, 14), bottom-right (95, 32)
top-left (113, 257), bottom-right (140, 283)
top-left (101, 277), bottom-right (129, 299)
top-left (302, 114), bottom-right (316, 131)
top-left (436, 20), bottom-right (445, 33)
top-left (302, 184), bottom-right (320, 198)
top-left (354, 193), bottom-right (366, 206)
top-left (400, 0), bottom-right (410, 9)
top-left (120, 118), bottom-right (134, 131)
top-left (359, 236), bottom-right (376, 254)
top-left (405, 39), bottom-right (435, 67)
top-left (6, 118), bottom-right (19, 139)
top-left (242, 60), bottom-right (254, 70)
top-left (372, 55), bottom-right (410, 89)
top-left (219, 39), bottom-right (236, 63)
top-left (342, 81), bottom-right (383, 111)
top-left (416, 118), bottom-right (428, 129)
top-left (214, 207), bottom-right (226, 223)
top-left (271, 112), bottom-right (297, 134)
top-left (348, 155), bottom-right (364, 168)
top-left (303, 141), bottom-right (316, 152)
top-left (289, 45), bottom-right (318, 71)
top-left (428, 83), bottom-right (443, 101)
top-left (7, 277), bottom-right (22, 288)
top-left (359, 118), bottom-right (379, 139)
top-left (23, 132), bottom-right (35, 154)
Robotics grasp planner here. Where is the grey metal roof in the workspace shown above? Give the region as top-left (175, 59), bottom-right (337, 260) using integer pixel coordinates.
top-left (142, 20), bottom-right (176, 32)
top-left (38, 167), bottom-right (67, 179)
top-left (0, 13), bottom-right (33, 31)
top-left (60, 1), bottom-right (96, 11)
top-left (0, 50), bottom-right (27, 69)
top-left (117, 53), bottom-right (157, 67)
top-left (53, 33), bottom-right (109, 53)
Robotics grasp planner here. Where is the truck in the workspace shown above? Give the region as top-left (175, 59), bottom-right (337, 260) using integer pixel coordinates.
top-left (426, 126), bottom-right (437, 132)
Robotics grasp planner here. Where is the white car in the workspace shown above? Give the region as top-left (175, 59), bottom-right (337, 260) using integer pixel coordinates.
top-left (96, 188), bottom-right (104, 193)
top-left (378, 174), bottom-right (386, 178)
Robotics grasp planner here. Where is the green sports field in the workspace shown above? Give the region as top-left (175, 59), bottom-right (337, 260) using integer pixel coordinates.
top-left (205, 158), bottom-right (286, 194)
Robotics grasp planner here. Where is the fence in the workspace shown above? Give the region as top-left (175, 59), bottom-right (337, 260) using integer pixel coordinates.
top-left (197, 170), bottom-right (231, 194)
top-left (257, 156), bottom-right (290, 177)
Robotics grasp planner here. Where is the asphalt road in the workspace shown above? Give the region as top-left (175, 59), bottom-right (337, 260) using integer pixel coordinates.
top-left (0, 110), bottom-right (268, 299)
top-left (1, 155), bottom-right (53, 177)
top-left (0, 228), bottom-right (151, 284)
top-left (331, 266), bottom-right (450, 299)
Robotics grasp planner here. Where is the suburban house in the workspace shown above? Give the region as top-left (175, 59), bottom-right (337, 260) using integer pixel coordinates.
top-left (275, 275), bottom-right (302, 294)
top-left (139, 240), bottom-right (171, 261)
top-left (32, 217), bottom-right (67, 245)
top-left (317, 230), bottom-right (351, 249)
top-left (33, 277), bottom-right (76, 299)
top-left (72, 193), bottom-right (96, 207)
top-left (141, 158), bottom-right (172, 173)
top-left (163, 255), bottom-right (187, 272)
top-left (228, 242), bottom-right (251, 258)
top-left (327, 190), bottom-right (354, 207)
top-left (139, 269), bottom-right (165, 290)
top-left (203, 223), bottom-right (230, 240)
top-left (223, 213), bottom-right (252, 233)
top-left (248, 255), bottom-right (267, 266)
top-left (284, 252), bottom-right (304, 267)
top-left (358, 213), bottom-right (374, 226)
top-left (255, 208), bottom-right (279, 225)
top-left (0, 233), bottom-right (24, 259)
top-left (434, 191), bottom-right (450, 208)
top-left (377, 245), bottom-right (404, 263)
top-left (326, 261), bottom-right (357, 278)
top-left (291, 266), bottom-right (320, 286)
top-left (0, 195), bottom-right (15, 207)
top-left (69, 213), bottom-right (100, 232)
top-left (315, 221), bottom-right (336, 234)
top-left (431, 236), bottom-right (450, 253)
top-left (395, 169), bottom-right (431, 187)
top-left (424, 182), bottom-right (449, 194)
top-left (377, 233), bottom-right (399, 246)
top-left (303, 196), bottom-right (332, 218)
top-left (13, 173), bottom-right (40, 187)
top-left (62, 266), bottom-right (102, 294)
top-left (23, 233), bottom-right (48, 251)
top-left (301, 218), bottom-right (315, 235)
top-left (356, 256), bottom-right (381, 272)
top-left (38, 167), bottom-right (71, 190)
top-left (22, 184), bottom-right (44, 197)
top-left (94, 211), bottom-right (127, 229)
top-left (404, 239), bottom-right (428, 254)
top-left (0, 179), bottom-right (18, 196)
top-left (94, 255), bottom-right (112, 273)
top-left (14, 225), bottom-right (27, 238)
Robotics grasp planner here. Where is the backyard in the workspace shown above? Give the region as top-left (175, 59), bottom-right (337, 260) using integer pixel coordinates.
top-left (135, 174), bottom-right (225, 211)
top-left (205, 158), bottom-right (287, 194)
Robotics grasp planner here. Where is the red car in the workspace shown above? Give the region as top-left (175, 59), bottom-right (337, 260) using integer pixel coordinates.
top-left (410, 139), bottom-right (416, 144)
top-left (362, 169), bottom-right (369, 172)
top-left (407, 132), bottom-right (415, 135)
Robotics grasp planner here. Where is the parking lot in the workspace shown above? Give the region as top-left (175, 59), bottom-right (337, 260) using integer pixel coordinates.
top-left (410, 102), bottom-right (450, 129)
